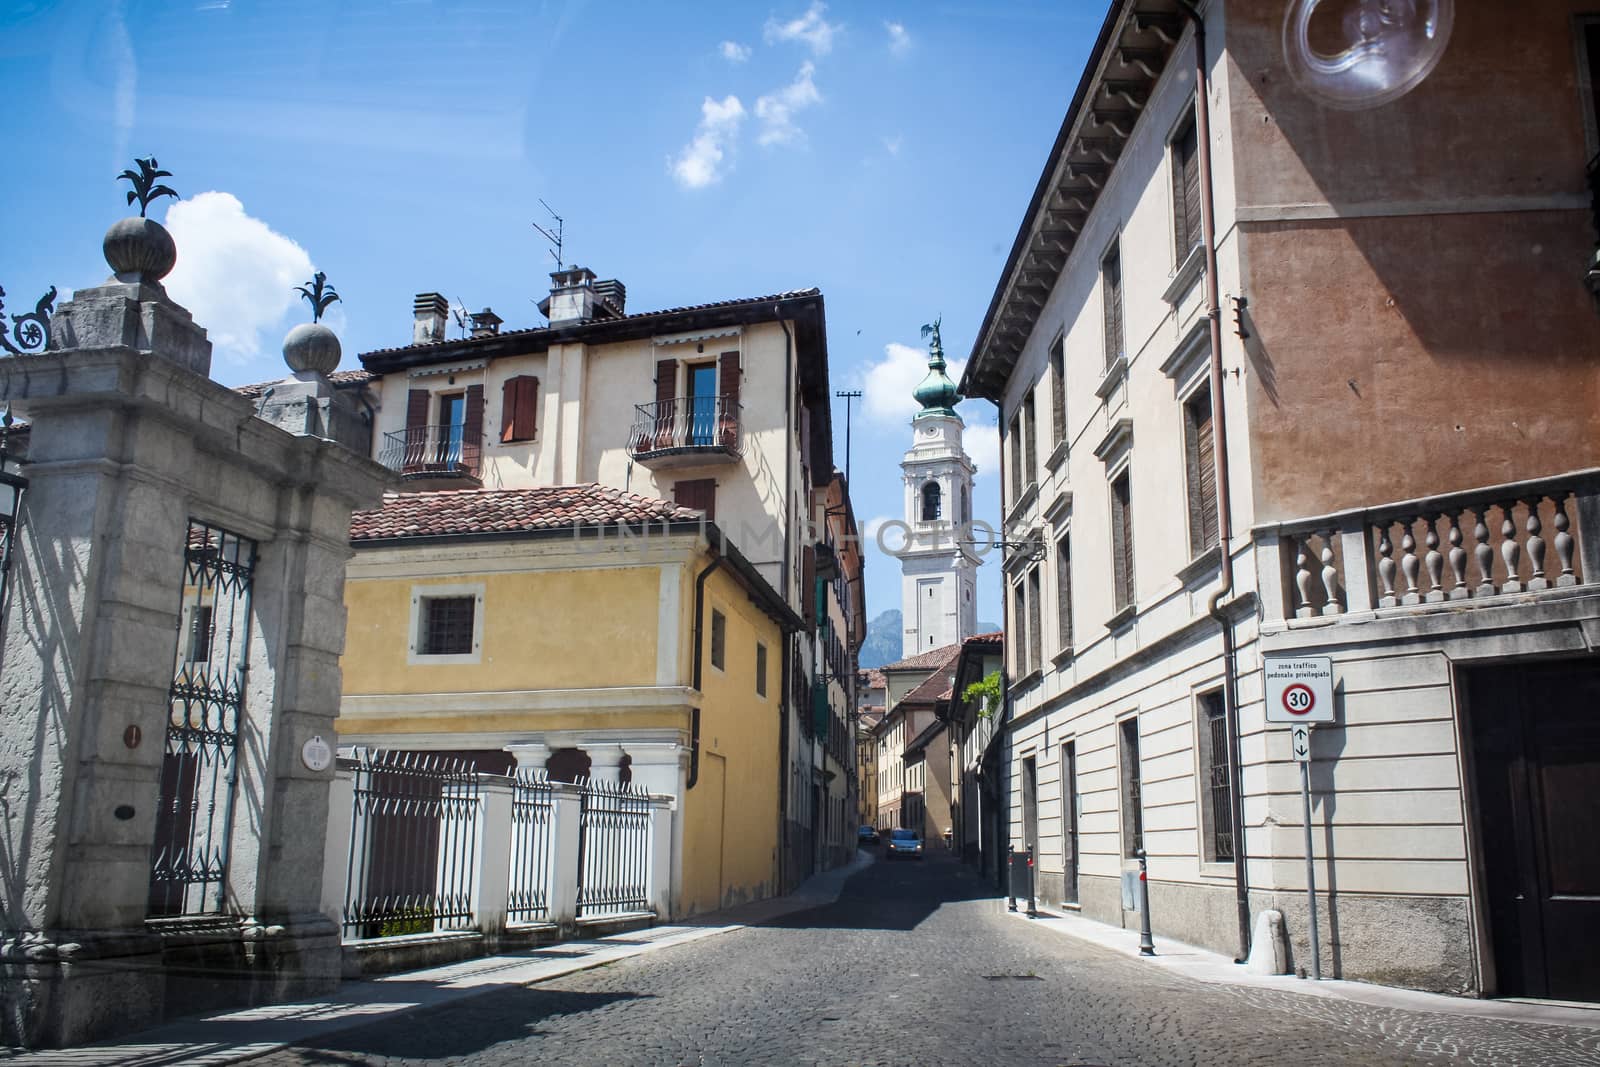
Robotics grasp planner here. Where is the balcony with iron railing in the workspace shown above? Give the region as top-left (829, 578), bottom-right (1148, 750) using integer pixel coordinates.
top-left (626, 396), bottom-right (742, 468)
top-left (379, 424), bottom-right (484, 484)
top-left (1256, 469), bottom-right (1600, 623)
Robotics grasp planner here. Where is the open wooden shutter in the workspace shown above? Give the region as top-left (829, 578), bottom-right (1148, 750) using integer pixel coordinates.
top-left (1111, 473), bottom-right (1134, 610)
top-left (500, 376), bottom-right (539, 443)
top-left (463, 383), bottom-right (484, 476)
top-left (1102, 245), bottom-right (1123, 367)
top-left (673, 478), bottom-right (716, 520)
top-left (404, 389), bottom-right (430, 470)
top-left (718, 351), bottom-right (741, 449)
top-left (654, 358), bottom-right (678, 448)
top-left (801, 544), bottom-right (817, 626)
top-left (1186, 390), bottom-right (1218, 555)
top-left (1174, 117), bottom-right (1201, 257)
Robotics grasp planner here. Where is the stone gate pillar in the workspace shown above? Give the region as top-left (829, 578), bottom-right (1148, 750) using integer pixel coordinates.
top-left (0, 193), bottom-right (390, 1048)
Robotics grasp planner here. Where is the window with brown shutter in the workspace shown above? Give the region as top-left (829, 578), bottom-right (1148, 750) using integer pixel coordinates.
top-left (1049, 335), bottom-right (1066, 449)
top-left (801, 543), bottom-right (817, 626)
top-left (1102, 242), bottom-right (1124, 369)
top-left (1172, 113), bottom-right (1201, 261)
top-left (1111, 470), bottom-right (1135, 611)
top-left (1027, 564), bottom-right (1043, 673)
top-left (1023, 389), bottom-right (1038, 486)
top-left (500, 375), bottom-right (539, 443)
top-left (673, 478), bottom-right (716, 520)
top-left (461, 384), bottom-right (484, 476)
top-left (1008, 413), bottom-right (1023, 504)
top-left (404, 389), bottom-right (430, 470)
top-left (1056, 535), bottom-right (1073, 652)
top-left (1183, 387), bottom-right (1220, 557)
top-left (654, 358), bottom-right (678, 448)
top-left (719, 350), bottom-right (741, 448)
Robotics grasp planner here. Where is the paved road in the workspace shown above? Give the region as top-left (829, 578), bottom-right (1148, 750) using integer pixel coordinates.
top-left (251, 854), bottom-right (1600, 1067)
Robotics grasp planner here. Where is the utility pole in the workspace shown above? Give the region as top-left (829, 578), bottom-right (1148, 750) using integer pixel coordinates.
top-left (835, 390), bottom-right (861, 482)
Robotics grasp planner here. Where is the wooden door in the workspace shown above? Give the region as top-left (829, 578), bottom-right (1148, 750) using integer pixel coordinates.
top-left (1468, 659), bottom-right (1600, 1001)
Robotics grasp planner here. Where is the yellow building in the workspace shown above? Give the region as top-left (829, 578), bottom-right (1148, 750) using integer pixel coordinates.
top-left (337, 485), bottom-right (799, 918)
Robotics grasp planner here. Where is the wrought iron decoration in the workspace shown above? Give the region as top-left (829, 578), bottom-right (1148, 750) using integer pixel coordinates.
top-left (0, 285), bottom-right (56, 355)
top-left (294, 272), bottom-right (341, 322)
top-left (118, 156), bottom-right (179, 217)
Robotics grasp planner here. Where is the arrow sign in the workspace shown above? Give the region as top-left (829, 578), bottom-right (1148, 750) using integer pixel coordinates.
top-left (1291, 722), bottom-right (1311, 763)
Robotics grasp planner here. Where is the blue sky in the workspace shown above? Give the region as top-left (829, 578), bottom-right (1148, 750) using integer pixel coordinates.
top-left (2, 0), bottom-right (1100, 624)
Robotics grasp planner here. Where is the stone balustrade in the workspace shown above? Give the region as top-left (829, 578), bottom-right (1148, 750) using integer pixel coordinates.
top-left (1255, 469), bottom-right (1600, 621)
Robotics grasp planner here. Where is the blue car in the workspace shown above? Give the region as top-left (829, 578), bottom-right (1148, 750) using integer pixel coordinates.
top-left (886, 828), bottom-right (923, 860)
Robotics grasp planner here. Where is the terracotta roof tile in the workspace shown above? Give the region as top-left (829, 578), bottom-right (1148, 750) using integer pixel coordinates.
top-left (351, 485), bottom-right (701, 542)
top-left (879, 642), bottom-right (965, 673)
top-left (899, 647), bottom-right (964, 705)
top-left (966, 631), bottom-right (1003, 644)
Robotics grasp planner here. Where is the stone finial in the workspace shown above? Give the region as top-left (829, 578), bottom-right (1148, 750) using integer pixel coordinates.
top-left (105, 158), bottom-right (180, 283)
top-left (282, 272), bottom-right (342, 376)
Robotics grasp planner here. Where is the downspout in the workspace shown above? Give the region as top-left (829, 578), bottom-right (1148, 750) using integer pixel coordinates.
top-left (1175, 0), bottom-right (1251, 962)
top-left (688, 531), bottom-right (727, 791)
top-left (776, 310), bottom-right (796, 892)
top-left (993, 397), bottom-right (1013, 890)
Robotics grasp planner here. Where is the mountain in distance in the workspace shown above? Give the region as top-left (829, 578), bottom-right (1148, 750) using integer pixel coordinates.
top-left (858, 609), bottom-right (1002, 670)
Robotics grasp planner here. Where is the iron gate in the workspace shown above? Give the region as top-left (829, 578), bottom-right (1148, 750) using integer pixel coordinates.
top-left (575, 778), bottom-right (651, 917)
top-left (148, 520), bottom-right (256, 917)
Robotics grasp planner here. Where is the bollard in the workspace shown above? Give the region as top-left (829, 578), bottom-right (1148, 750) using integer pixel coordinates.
top-left (1007, 848), bottom-right (1019, 912)
top-left (1025, 847), bottom-right (1038, 918)
top-left (1136, 848), bottom-right (1155, 956)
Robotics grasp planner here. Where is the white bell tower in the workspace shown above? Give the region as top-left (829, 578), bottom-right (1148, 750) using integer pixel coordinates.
top-left (899, 320), bottom-right (980, 657)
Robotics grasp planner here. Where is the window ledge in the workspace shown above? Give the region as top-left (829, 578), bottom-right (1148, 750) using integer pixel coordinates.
top-left (1009, 668), bottom-right (1043, 695)
top-left (1162, 244), bottom-right (1206, 306)
top-left (1004, 482), bottom-right (1040, 524)
top-left (1044, 439), bottom-right (1070, 473)
top-left (1051, 644), bottom-right (1075, 668)
top-left (1094, 355), bottom-right (1128, 400)
top-left (1105, 603), bottom-right (1137, 633)
top-left (1175, 544), bottom-right (1222, 586)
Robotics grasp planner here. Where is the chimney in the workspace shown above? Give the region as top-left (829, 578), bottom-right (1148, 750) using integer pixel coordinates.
top-left (413, 292), bottom-right (448, 345)
top-left (469, 307), bottom-right (502, 338)
top-left (592, 278), bottom-right (626, 319)
top-left (546, 266), bottom-right (598, 325)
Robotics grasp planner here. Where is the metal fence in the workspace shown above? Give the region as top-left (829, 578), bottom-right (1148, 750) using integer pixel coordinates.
top-left (507, 771), bottom-right (555, 925)
top-left (576, 777), bottom-right (652, 917)
top-left (341, 750), bottom-right (480, 940)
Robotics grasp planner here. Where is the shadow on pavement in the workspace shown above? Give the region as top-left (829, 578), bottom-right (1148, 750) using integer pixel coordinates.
top-left (271, 986), bottom-right (652, 1062)
top-left (757, 852), bottom-right (1000, 932)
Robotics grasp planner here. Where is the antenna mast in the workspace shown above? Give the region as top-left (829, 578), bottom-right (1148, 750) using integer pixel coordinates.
top-left (532, 199), bottom-right (564, 271)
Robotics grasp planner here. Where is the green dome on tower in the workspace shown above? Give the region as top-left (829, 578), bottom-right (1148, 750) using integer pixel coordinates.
top-left (913, 317), bottom-right (961, 420)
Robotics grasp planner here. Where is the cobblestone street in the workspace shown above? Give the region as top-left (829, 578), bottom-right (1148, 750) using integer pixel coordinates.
top-left (249, 855), bottom-right (1600, 1067)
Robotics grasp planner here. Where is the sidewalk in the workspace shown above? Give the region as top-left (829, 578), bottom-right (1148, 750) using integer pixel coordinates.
top-left (4, 852), bottom-right (872, 1065)
top-left (1007, 904), bottom-right (1600, 1032)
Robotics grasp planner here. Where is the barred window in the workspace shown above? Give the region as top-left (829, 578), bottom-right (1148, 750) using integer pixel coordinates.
top-left (421, 596), bottom-right (475, 656)
top-left (756, 641), bottom-right (768, 697)
top-left (711, 609), bottom-right (726, 671)
top-left (1197, 690), bottom-right (1234, 862)
top-left (1120, 716), bottom-right (1144, 859)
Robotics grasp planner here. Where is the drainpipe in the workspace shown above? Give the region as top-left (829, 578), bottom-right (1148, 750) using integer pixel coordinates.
top-left (776, 310), bottom-right (796, 891)
top-left (993, 396), bottom-right (1014, 890)
top-left (1174, 0), bottom-right (1252, 962)
top-left (688, 532), bottom-right (727, 791)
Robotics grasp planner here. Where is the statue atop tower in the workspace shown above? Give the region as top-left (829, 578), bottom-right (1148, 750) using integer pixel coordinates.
top-left (898, 317), bottom-right (980, 657)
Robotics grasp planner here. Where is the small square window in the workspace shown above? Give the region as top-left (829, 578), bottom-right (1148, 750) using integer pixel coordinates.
top-left (756, 641), bottom-right (768, 697)
top-left (711, 609), bottom-right (726, 671)
top-left (422, 596), bottom-right (475, 656)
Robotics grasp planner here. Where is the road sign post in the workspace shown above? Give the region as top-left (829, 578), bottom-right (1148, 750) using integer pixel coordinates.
top-left (1265, 656), bottom-right (1333, 981)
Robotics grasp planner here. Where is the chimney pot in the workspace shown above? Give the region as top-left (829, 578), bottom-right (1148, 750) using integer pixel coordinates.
top-left (547, 266), bottom-right (598, 325)
top-left (413, 292), bottom-right (448, 345)
top-left (593, 278), bottom-right (626, 318)
top-left (469, 307), bottom-right (503, 338)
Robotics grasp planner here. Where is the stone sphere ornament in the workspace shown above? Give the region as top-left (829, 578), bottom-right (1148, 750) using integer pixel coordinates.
top-left (283, 321), bottom-right (342, 375)
top-left (103, 215), bottom-right (177, 281)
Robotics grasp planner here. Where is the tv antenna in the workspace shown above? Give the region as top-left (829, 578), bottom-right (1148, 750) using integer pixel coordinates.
top-left (532, 199), bottom-right (564, 270)
top-left (449, 296), bottom-right (472, 339)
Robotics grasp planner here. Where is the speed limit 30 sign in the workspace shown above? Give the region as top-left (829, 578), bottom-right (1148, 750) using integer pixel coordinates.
top-left (1263, 656), bottom-right (1335, 724)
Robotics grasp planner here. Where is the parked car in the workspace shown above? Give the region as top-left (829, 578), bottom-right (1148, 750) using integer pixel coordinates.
top-left (885, 827), bottom-right (923, 860)
top-left (857, 825), bottom-right (880, 846)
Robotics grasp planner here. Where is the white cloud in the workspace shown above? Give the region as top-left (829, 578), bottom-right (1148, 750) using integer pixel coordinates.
top-left (670, 94), bottom-right (746, 189)
top-left (883, 134), bottom-right (903, 156)
top-left (755, 62), bottom-right (821, 147)
top-left (860, 340), bottom-right (967, 426)
top-left (764, 2), bottom-right (839, 56)
top-left (964, 422), bottom-right (1000, 480)
top-left (720, 40), bottom-right (750, 63)
top-left (161, 192), bottom-right (313, 370)
top-left (885, 20), bottom-right (911, 56)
